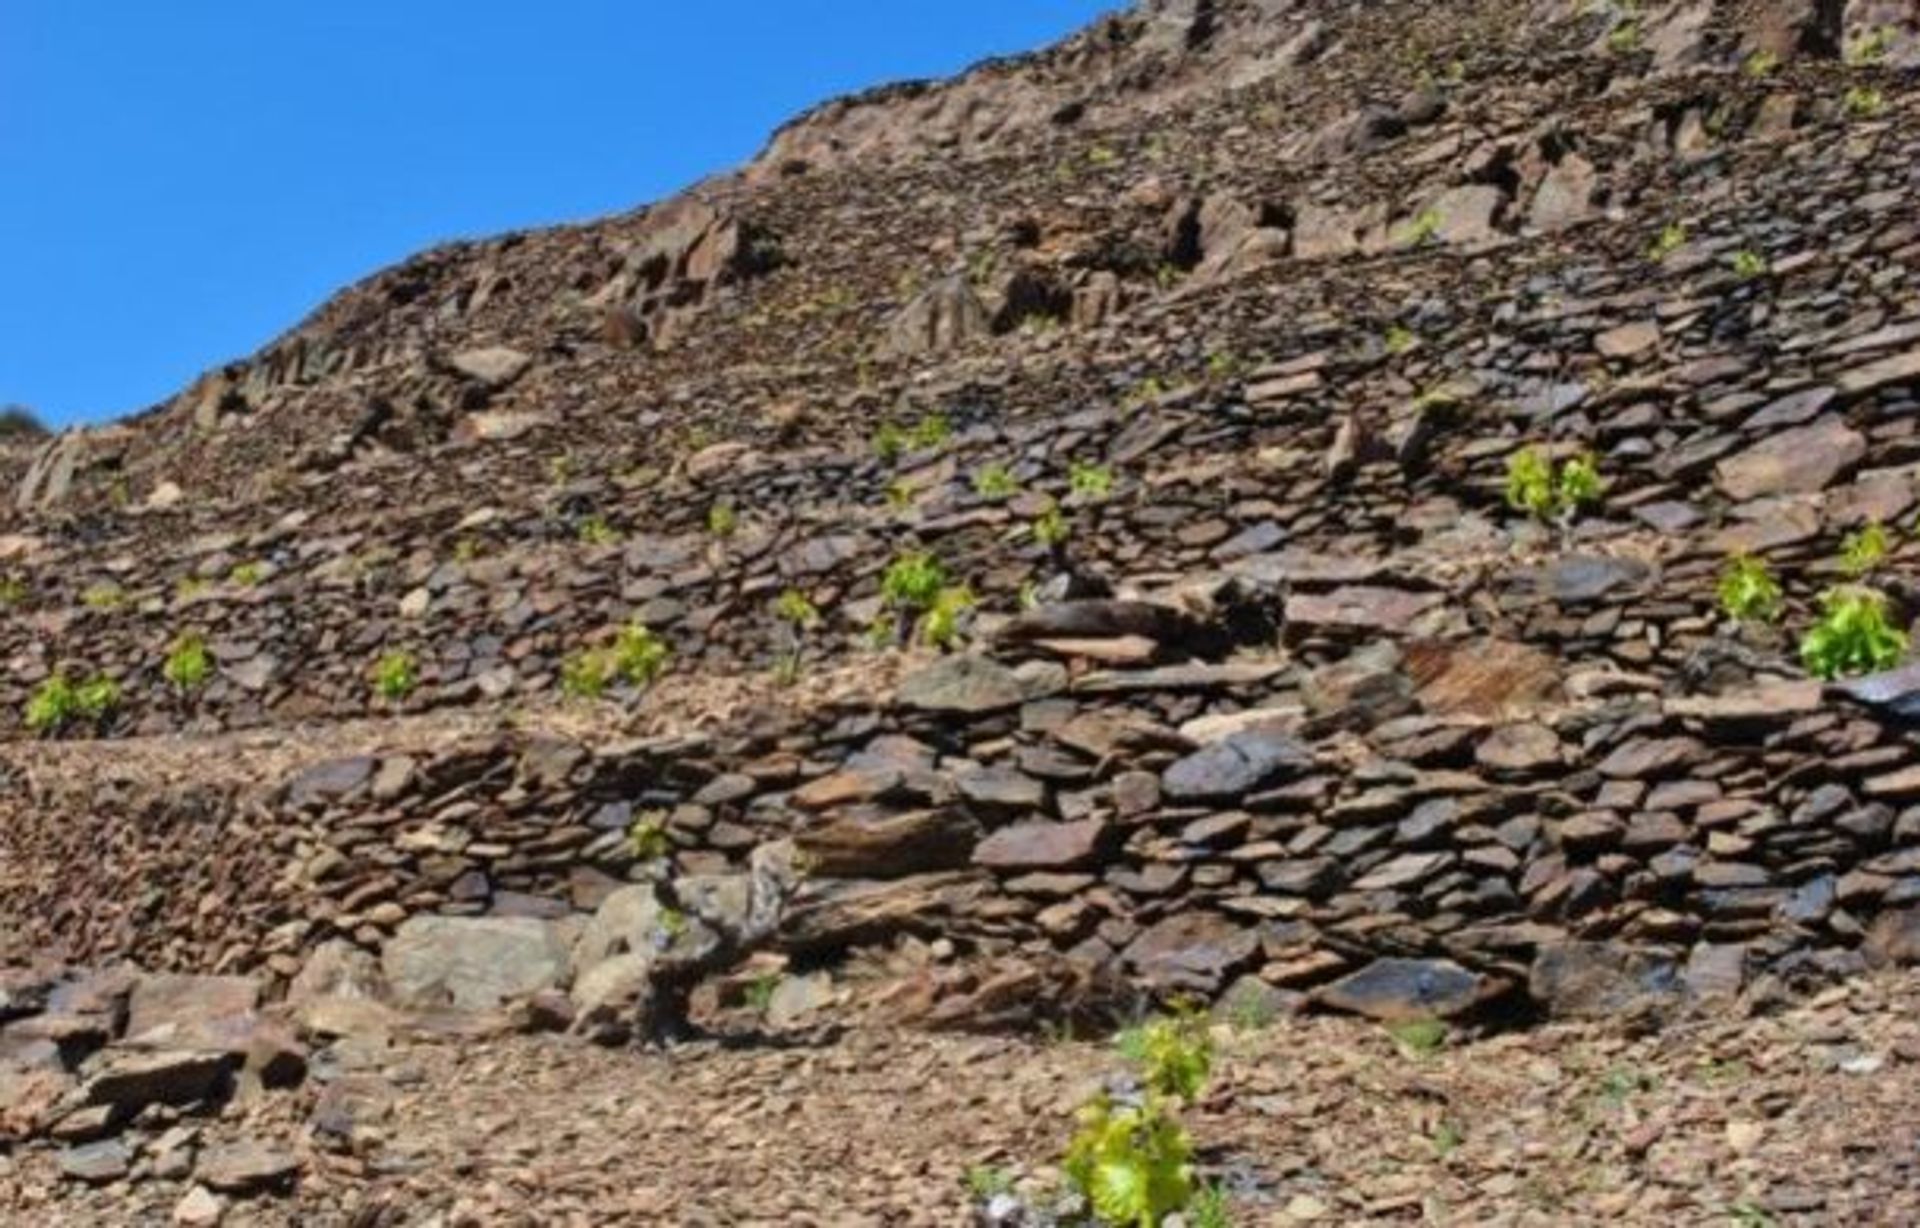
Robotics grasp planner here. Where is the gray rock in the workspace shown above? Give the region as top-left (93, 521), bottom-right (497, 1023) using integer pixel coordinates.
top-left (1529, 942), bottom-right (1682, 1019)
top-left (382, 916), bottom-right (570, 1010)
top-left (448, 346), bottom-right (532, 388)
top-left (58, 1138), bottom-right (130, 1184)
top-left (197, 1139), bottom-right (300, 1195)
top-left (1121, 912), bottom-right (1260, 993)
top-left (1316, 958), bottom-right (1495, 1021)
top-left (897, 654), bottom-right (1029, 714)
top-left (1162, 729), bottom-right (1311, 801)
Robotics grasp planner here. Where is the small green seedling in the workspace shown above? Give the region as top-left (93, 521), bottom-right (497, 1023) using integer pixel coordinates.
top-left (1800, 587), bottom-right (1908, 680)
top-left (1729, 249), bottom-right (1769, 281)
top-left (628, 814), bottom-right (672, 861)
top-left (81, 584), bottom-right (126, 611)
top-left (1505, 447), bottom-right (1605, 523)
top-left (229, 562), bottom-right (265, 587)
top-left (373, 651), bottom-right (419, 701)
top-left (965, 1165), bottom-right (1015, 1201)
top-left (1718, 555), bottom-right (1784, 624)
top-left (1845, 85), bottom-right (1887, 118)
top-left (1649, 221), bottom-right (1687, 262)
top-left (1069, 460), bottom-right (1115, 501)
top-left (1387, 1018), bottom-right (1449, 1057)
top-left (706, 503), bottom-right (738, 538)
top-left (1384, 324), bottom-right (1416, 354)
top-left (1397, 206), bottom-right (1443, 248)
top-left (744, 973), bottom-right (782, 1016)
top-left (1032, 502), bottom-right (1071, 548)
top-left (163, 633), bottom-right (213, 691)
top-left (577, 515), bottom-right (620, 546)
top-left (973, 464), bottom-right (1019, 500)
top-left (775, 589), bottom-right (820, 628)
top-left (881, 552), bottom-right (947, 611)
top-left (1743, 50), bottom-right (1779, 77)
top-left (1841, 523), bottom-right (1893, 577)
top-left (919, 585), bottom-right (975, 650)
top-left (24, 672), bottom-right (120, 735)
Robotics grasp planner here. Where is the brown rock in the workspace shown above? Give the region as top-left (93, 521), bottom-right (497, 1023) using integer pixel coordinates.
top-left (1714, 416), bottom-right (1866, 500)
top-left (972, 819), bottom-right (1114, 871)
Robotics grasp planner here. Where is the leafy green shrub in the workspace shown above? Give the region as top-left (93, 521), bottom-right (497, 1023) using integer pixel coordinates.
top-left (872, 423), bottom-right (909, 463)
top-left (1115, 1013), bottom-right (1214, 1101)
top-left (964, 1166), bottom-right (1015, 1201)
top-left (1648, 221), bottom-right (1687, 262)
top-left (1846, 25), bottom-right (1892, 65)
top-left (1841, 523), bottom-right (1893, 577)
top-left (25, 672), bottom-right (119, 734)
top-left (627, 814), bottom-right (671, 861)
top-left (564, 622), bottom-right (671, 698)
top-left (1032, 502), bottom-right (1071, 548)
top-left (1717, 555), bottom-right (1784, 624)
top-left (1801, 587), bottom-right (1908, 679)
top-left (1607, 17), bottom-right (1642, 52)
top-left (973, 464), bottom-right (1019, 500)
top-left (1061, 1011), bottom-right (1218, 1227)
top-left (1396, 206), bottom-right (1443, 248)
top-left (743, 973), bottom-right (782, 1016)
top-left (163, 633), bottom-right (213, 691)
top-left (81, 583), bottom-right (126, 611)
top-left (1846, 85), bottom-right (1888, 117)
top-left (1069, 461), bottom-right (1115, 501)
top-left (578, 515), bottom-right (620, 546)
top-left (1064, 1095), bottom-right (1196, 1227)
top-left (775, 589), bottom-right (820, 629)
top-left (911, 413), bottom-right (952, 450)
top-left (1386, 1017), bottom-right (1449, 1058)
top-left (919, 586), bottom-right (975, 650)
top-left (1505, 447), bottom-right (1604, 522)
top-left (373, 651), bottom-right (419, 701)
top-left (881, 552), bottom-right (947, 611)
top-left (773, 589), bottom-right (821, 686)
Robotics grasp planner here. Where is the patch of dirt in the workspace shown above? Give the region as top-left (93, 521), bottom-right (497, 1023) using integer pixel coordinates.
top-left (7, 976), bottom-right (1919, 1225)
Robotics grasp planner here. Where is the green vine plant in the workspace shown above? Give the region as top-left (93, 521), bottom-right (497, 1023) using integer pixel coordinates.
top-left (1717, 555), bottom-right (1784, 625)
top-left (1069, 461), bottom-right (1115, 502)
top-left (772, 588), bottom-right (821, 686)
top-left (1504, 447), bottom-right (1605, 534)
top-left (1839, 522), bottom-right (1893, 578)
top-left (25, 671), bottom-right (120, 736)
top-left (878, 552), bottom-right (973, 649)
top-left (163, 632), bottom-right (214, 692)
top-left (1800, 587), bottom-right (1908, 680)
top-left (973, 463), bottom-right (1019, 501)
top-left (1648, 220), bottom-right (1687, 263)
top-left (372, 650), bottom-right (419, 702)
top-left (562, 622), bottom-right (670, 699)
top-left (1053, 1010), bottom-right (1230, 1227)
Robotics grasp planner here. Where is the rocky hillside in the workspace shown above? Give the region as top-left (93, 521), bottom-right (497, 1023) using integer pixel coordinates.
top-left (5, 0), bottom-right (1920, 1221)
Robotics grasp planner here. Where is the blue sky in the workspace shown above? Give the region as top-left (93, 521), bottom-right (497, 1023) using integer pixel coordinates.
top-left (1, 2), bottom-right (1113, 428)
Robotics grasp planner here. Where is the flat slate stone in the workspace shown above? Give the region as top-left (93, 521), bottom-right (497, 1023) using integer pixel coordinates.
top-left (896, 654), bottom-right (1027, 714)
top-left (1121, 912), bottom-right (1260, 992)
top-left (1161, 729), bottom-right (1312, 801)
top-left (1714, 416), bottom-right (1866, 500)
top-left (1316, 957), bottom-right (1494, 1021)
top-left (381, 916), bottom-right (570, 1011)
top-left (973, 819), bottom-right (1114, 871)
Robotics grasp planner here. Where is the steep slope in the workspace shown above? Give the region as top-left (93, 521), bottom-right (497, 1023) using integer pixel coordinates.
top-left (4, 0), bottom-right (1920, 1220)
